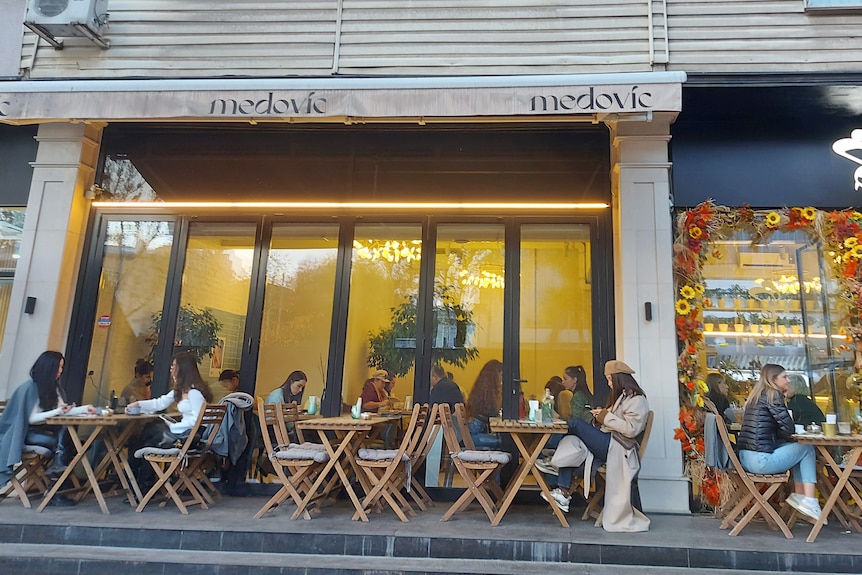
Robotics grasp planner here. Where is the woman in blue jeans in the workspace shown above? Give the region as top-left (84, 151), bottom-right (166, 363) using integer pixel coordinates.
top-left (736, 363), bottom-right (821, 522)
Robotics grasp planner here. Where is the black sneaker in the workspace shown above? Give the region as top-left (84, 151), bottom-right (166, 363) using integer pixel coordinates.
top-left (44, 462), bottom-right (68, 478)
top-left (223, 483), bottom-right (252, 497)
top-left (48, 494), bottom-right (76, 507)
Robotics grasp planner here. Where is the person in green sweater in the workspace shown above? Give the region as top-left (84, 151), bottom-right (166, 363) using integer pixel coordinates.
top-left (785, 374), bottom-right (825, 427)
top-left (564, 365), bottom-right (594, 425)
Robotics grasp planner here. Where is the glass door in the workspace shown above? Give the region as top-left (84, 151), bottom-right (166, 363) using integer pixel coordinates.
top-left (167, 222), bottom-right (258, 399)
top-left (82, 219), bottom-right (176, 407)
top-left (519, 224), bottom-right (594, 404)
top-left (798, 243), bottom-right (855, 417)
top-left (256, 223), bottom-right (340, 407)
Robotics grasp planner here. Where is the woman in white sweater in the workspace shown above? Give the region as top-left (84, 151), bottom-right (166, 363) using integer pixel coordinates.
top-left (126, 351), bottom-right (213, 488)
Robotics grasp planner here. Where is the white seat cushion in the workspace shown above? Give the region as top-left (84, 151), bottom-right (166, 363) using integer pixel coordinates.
top-left (23, 445), bottom-right (52, 457)
top-left (452, 450), bottom-right (511, 464)
top-left (357, 448), bottom-right (409, 462)
top-left (134, 447), bottom-right (182, 458)
top-left (273, 447), bottom-right (329, 463)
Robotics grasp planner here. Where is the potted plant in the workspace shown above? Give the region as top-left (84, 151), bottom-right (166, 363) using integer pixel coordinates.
top-left (146, 305), bottom-right (222, 364)
top-left (367, 286), bottom-right (479, 377)
top-left (703, 314), bottom-right (722, 332)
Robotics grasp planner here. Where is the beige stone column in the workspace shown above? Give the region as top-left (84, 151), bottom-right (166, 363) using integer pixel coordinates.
top-left (0, 122), bottom-right (102, 397)
top-left (608, 112), bottom-right (689, 514)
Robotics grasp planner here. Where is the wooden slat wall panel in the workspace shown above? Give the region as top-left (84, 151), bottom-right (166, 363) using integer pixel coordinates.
top-left (335, 1), bottom-right (651, 75)
top-left (667, 0), bottom-right (862, 72)
top-left (21, 0), bottom-right (656, 79)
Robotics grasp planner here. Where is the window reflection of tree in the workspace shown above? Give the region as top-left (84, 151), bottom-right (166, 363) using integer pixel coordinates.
top-left (100, 156), bottom-right (159, 202)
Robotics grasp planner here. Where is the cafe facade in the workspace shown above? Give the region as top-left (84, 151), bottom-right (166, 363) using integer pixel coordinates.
top-left (0, 73), bottom-right (690, 513)
top-left (7, 0), bottom-right (862, 517)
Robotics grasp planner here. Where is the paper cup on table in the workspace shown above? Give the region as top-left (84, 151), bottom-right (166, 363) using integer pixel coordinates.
top-left (795, 424), bottom-right (805, 435)
top-left (823, 422), bottom-right (837, 437)
top-left (404, 395), bottom-right (413, 410)
top-left (307, 396), bottom-right (318, 415)
top-left (826, 413), bottom-right (837, 424)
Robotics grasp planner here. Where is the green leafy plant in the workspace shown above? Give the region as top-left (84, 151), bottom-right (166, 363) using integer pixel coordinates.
top-left (146, 305), bottom-right (222, 364)
top-left (367, 286), bottom-right (479, 377)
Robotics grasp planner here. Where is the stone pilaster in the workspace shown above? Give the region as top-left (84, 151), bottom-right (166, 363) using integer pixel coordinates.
top-left (0, 121), bottom-right (102, 397)
top-left (609, 112), bottom-right (689, 513)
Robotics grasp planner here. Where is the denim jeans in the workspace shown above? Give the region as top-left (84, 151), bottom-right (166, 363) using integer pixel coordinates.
top-left (738, 442), bottom-right (816, 484)
top-left (467, 418), bottom-right (502, 449)
top-left (556, 418), bottom-right (611, 490)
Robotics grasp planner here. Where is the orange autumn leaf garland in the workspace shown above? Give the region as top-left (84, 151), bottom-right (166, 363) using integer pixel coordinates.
top-left (673, 201), bottom-right (862, 506)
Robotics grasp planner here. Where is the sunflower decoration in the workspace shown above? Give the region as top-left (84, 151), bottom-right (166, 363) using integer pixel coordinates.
top-left (680, 285), bottom-right (696, 300)
top-left (764, 211), bottom-right (782, 229)
top-left (672, 201), bottom-right (862, 511)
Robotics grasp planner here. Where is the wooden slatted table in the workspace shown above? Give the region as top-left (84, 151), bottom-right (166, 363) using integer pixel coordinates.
top-left (295, 415), bottom-right (399, 521)
top-left (489, 417), bottom-right (569, 527)
top-left (38, 413), bottom-right (157, 514)
top-left (793, 433), bottom-right (862, 542)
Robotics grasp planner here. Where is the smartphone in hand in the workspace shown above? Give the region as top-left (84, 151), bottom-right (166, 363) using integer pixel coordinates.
top-left (159, 414), bottom-right (178, 425)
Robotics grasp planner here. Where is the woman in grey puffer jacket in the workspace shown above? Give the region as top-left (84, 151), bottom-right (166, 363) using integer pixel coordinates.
top-left (737, 364), bottom-right (822, 523)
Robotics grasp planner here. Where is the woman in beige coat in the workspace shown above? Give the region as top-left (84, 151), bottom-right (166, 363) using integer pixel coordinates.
top-left (544, 360), bottom-right (650, 532)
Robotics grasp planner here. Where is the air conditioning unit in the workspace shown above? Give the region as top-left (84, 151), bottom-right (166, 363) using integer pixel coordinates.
top-left (24, 0), bottom-right (110, 50)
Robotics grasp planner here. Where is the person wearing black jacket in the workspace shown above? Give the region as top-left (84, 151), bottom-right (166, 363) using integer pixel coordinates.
top-left (737, 363), bottom-right (821, 523)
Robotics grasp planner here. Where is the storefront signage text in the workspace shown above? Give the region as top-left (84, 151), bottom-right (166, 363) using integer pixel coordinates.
top-left (530, 86), bottom-right (652, 112)
top-left (209, 91), bottom-right (326, 116)
top-left (832, 129), bottom-right (862, 191)
top-left (0, 80), bottom-right (682, 121)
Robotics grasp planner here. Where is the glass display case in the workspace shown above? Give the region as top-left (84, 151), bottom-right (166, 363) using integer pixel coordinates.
top-left (701, 231), bottom-right (856, 418)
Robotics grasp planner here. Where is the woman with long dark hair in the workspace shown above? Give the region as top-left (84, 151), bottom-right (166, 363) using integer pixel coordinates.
top-left (543, 360), bottom-right (650, 532)
top-left (0, 351), bottom-right (95, 505)
top-left (466, 359), bottom-right (503, 449)
top-left (127, 351), bottom-right (213, 435)
top-left (126, 351), bottom-right (213, 489)
top-left (266, 370), bottom-right (307, 405)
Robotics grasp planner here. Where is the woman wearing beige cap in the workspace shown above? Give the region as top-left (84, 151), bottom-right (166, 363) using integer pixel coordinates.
top-left (541, 359), bottom-right (651, 532)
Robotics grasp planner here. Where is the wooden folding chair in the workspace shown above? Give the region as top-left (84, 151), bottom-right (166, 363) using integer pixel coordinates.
top-left (254, 400), bottom-right (330, 519)
top-left (134, 403), bottom-right (227, 515)
top-left (405, 403), bottom-right (441, 510)
top-left (581, 410), bottom-right (654, 521)
top-left (438, 403), bottom-right (511, 523)
top-left (703, 399), bottom-right (793, 538)
top-left (0, 401), bottom-right (53, 508)
top-left (354, 403), bottom-right (426, 522)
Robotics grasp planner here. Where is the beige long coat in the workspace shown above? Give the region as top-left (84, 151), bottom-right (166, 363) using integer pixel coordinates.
top-left (551, 392), bottom-right (650, 532)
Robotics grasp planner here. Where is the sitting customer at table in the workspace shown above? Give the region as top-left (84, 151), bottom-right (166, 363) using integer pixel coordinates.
top-left (361, 370), bottom-right (393, 412)
top-left (0, 351), bottom-right (96, 506)
top-left (785, 373), bottom-right (825, 427)
top-left (126, 351), bottom-right (213, 490)
top-left (120, 359), bottom-right (153, 406)
top-left (430, 364), bottom-right (464, 411)
top-left (543, 360), bottom-right (650, 532)
top-left (265, 370), bottom-right (307, 405)
top-left (466, 359), bottom-right (504, 449)
top-left (737, 363), bottom-right (822, 523)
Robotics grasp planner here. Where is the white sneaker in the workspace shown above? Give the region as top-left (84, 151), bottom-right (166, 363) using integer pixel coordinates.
top-left (785, 493), bottom-right (804, 508)
top-left (540, 487), bottom-right (570, 513)
top-left (787, 495), bottom-right (826, 525)
top-left (535, 458), bottom-right (559, 476)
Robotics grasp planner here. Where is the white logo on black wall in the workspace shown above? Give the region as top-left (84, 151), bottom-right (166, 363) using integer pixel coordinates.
top-left (833, 130), bottom-right (862, 191)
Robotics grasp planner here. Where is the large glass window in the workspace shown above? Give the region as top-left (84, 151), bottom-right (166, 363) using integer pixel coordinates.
top-left (85, 220), bottom-right (174, 406)
top-left (344, 224), bottom-right (422, 406)
top-left (519, 224), bottom-right (593, 400)
top-left (175, 223), bottom-right (257, 398)
top-left (257, 224), bottom-right (339, 404)
top-left (433, 224), bottom-right (506, 406)
top-left (0, 208), bottom-right (25, 354)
